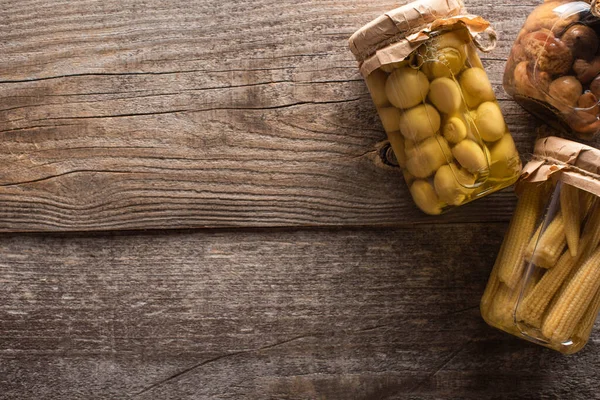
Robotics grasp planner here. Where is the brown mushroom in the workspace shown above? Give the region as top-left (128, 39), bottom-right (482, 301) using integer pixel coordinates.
top-left (577, 92), bottom-right (600, 116)
top-left (510, 43), bottom-right (528, 64)
top-left (567, 110), bottom-right (600, 138)
top-left (561, 25), bottom-right (599, 61)
top-left (591, 75), bottom-right (600, 98)
top-left (523, 1), bottom-right (580, 33)
top-left (522, 29), bottom-right (573, 75)
top-left (548, 76), bottom-right (583, 110)
top-left (578, 91), bottom-right (599, 108)
top-left (513, 61), bottom-right (551, 99)
top-left (573, 57), bottom-right (600, 85)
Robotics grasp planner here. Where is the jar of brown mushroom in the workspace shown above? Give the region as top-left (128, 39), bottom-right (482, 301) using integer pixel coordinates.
top-left (482, 137), bottom-right (600, 354)
top-left (504, 0), bottom-right (600, 140)
top-left (349, 0), bottom-right (521, 215)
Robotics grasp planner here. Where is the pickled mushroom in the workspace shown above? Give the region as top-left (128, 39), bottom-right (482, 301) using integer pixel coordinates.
top-left (475, 102), bottom-right (507, 142)
top-left (548, 76), bottom-right (582, 108)
top-left (405, 135), bottom-right (450, 178)
top-left (522, 29), bottom-right (573, 75)
top-left (509, 44), bottom-right (528, 65)
top-left (452, 139), bottom-right (488, 174)
top-left (419, 30), bottom-right (468, 79)
top-left (398, 104), bottom-right (441, 142)
top-left (385, 67), bottom-right (429, 109)
top-left (428, 77), bottom-right (462, 114)
top-left (442, 116), bottom-right (468, 143)
top-left (422, 48), bottom-right (465, 79)
top-left (573, 57), bottom-right (600, 85)
top-left (488, 134), bottom-right (520, 179)
top-left (434, 164), bottom-right (469, 206)
top-left (378, 107), bottom-right (402, 133)
top-left (430, 30), bottom-right (470, 52)
top-left (522, 1), bottom-right (580, 33)
top-left (567, 110), bottom-right (600, 138)
top-left (410, 180), bottom-right (443, 215)
top-left (366, 69), bottom-right (390, 107)
top-left (460, 67), bottom-right (496, 108)
top-left (561, 25), bottom-right (598, 61)
top-left (456, 167), bottom-right (476, 190)
top-left (577, 92), bottom-right (600, 116)
top-left (591, 76), bottom-right (600, 99)
top-left (513, 61), bottom-right (550, 99)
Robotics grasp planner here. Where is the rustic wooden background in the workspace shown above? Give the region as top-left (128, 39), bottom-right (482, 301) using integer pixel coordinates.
top-left (1, 0), bottom-right (599, 399)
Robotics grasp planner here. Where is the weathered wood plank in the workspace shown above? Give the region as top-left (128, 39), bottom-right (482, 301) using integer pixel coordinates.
top-left (0, 0), bottom-right (548, 232)
top-left (1, 225), bottom-right (599, 399)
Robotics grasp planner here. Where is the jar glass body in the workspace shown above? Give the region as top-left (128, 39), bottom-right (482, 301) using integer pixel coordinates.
top-left (504, 1), bottom-right (600, 140)
top-left (365, 26), bottom-right (521, 215)
top-left (481, 180), bottom-right (600, 354)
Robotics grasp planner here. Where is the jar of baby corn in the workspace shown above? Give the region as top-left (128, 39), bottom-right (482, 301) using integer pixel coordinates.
top-left (349, 0), bottom-right (521, 214)
top-left (481, 136), bottom-right (600, 354)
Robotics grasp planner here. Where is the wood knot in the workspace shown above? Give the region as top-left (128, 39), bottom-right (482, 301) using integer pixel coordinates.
top-left (378, 140), bottom-right (399, 168)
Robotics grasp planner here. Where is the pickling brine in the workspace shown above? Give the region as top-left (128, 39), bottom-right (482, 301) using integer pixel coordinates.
top-left (481, 137), bottom-right (600, 354)
top-left (349, 0), bottom-right (521, 214)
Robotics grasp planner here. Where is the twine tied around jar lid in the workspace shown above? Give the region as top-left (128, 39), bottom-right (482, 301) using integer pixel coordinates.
top-left (348, 0), bottom-right (497, 77)
top-left (519, 136), bottom-right (600, 197)
top-left (472, 26), bottom-right (498, 53)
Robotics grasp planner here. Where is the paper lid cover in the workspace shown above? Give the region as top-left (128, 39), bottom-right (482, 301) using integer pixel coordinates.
top-left (348, 0), bottom-right (466, 62)
top-left (520, 136), bottom-right (600, 196)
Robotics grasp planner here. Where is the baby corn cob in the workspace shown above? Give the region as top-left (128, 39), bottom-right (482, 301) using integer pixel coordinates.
top-left (481, 238), bottom-right (509, 314)
top-left (517, 250), bottom-right (578, 328)
top-left (481, 269), bottom-right (500, 314)
top-left (541, 220), bottom-right (600, 322)
top-left (541, 245), bottom-right (600, 343)
top-left (580, 190), bottom-right (595, 218)
top-left (525, 214), bottom-right (566, 269)
top-left (489, 283), bottom-right (521, 331)
top-left (580, 200), bottom-right (600, 260)
top-left (538, 225), bottom-right (598, 339)
top-left (526, 222), bottom-right (543, 258)
top-left (561, 184), bottom-right (581, 257)
top-left (520, 220), bottom-right (600, 330)
top-left (497, 183), bottom-right (546, 288)
top-left (573, 289), bottom-right (600, 345)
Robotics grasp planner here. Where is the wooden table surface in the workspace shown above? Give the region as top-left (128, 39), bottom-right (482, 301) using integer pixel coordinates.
top-left (2, 1), bottom-right (600, 398)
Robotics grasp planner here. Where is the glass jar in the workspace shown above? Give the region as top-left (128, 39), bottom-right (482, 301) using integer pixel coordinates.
top-left (504, 0), bottom-right (600, 140)
top-left (481, 136), bottom-right (600, 354)
top-left (349, 0), bottom-right (521, 215)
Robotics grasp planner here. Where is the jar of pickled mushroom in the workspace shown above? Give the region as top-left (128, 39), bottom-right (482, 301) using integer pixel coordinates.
top-left (349, 0), bottom-right (522, 215)
top-left (504, 0), bottom-right (600, 140)
top-left (481, 137), bottom-right (600, 354)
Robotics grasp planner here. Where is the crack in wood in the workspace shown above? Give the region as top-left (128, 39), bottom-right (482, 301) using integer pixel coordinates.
top-left (132, 333), bottom-right (320, 397)
top-left (2, 98), bottom-right (364, 125)
top-left (0, 66), bottom-right (299, 85)
top-left (406, 337), bottom-right (475, 394)
top-left (0, 169), bottom-right (137, 187)
top-left (0, 80), bottom-right (301, 113)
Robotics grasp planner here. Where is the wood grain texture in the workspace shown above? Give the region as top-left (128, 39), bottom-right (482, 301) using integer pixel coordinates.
top-left (0, 0), bottom-right (550, 232)
top-left (2, 225), bottom-right (600, 399)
